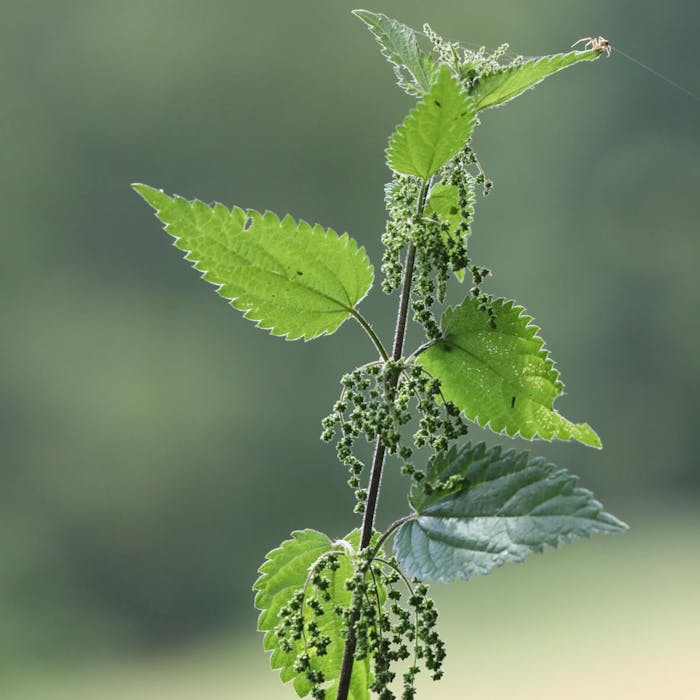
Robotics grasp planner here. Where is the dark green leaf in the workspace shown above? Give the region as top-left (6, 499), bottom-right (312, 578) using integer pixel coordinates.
top-left (395, 443), bottom-right (627, 582)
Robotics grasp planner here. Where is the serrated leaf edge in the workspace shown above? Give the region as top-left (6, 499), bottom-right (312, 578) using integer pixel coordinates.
top-left (386, 68), bottom-right (477, 179)
top-left (473, 49), bottom-right (600, 111)
top-left (133, 184), bottom-right (374, 342)
top-left (397, 442), bottom-right (627, 582)
top-left (353, 9), bottom-right (434, 96)
top-left (252, 529), bottom-right (373, 699)
top-left (252, 528), bottom-right (332, 611)
top-left (252, 529), bottom-right (333, 692)
top-left (421, 297), bottom-right (601, 447)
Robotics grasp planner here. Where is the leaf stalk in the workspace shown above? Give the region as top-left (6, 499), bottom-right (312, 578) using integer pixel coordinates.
top-left (350, 308), bottom-right (390, 361)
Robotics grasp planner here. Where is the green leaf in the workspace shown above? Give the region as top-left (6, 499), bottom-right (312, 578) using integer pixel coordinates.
top-left (471, 49), bottom-right (601, 111)
top-left (254, 529), bottom-right (371, 700)
top-left (394, 442), bottom-right (627, 582)
top-left (353, 9), bottom-right (438, 96)
top-left (387, 66), bottom-right (477, 179)
top-left (133, 184), bottom-right (374, 341)
top-left (417, 297), bottom-right (601, 447)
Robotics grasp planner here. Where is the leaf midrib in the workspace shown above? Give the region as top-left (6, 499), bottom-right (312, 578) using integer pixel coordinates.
top-left (441, 333), bottom-right (555, 410)
top-left (414, 513), bottom-right (611, 552)
top-left (413, 477), bottom-right (575, 531)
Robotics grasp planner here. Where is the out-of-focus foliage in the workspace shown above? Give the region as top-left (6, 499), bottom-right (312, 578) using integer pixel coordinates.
top-left (1, 0), bottom-right (698, 673)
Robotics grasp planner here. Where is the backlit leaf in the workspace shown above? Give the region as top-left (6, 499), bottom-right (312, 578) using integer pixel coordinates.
top-left (387, 66), bottom-right (476, 179)
top-left (133, 184), bottom-right (374, 341)
top-left (417, 297), bottom-right (601, 447)
top-left (353, 9), bottom-right (439, 96)
top-left (254, 529), bottom-right (370, 700)
top-left (471, 49), bottom-right (601, 111)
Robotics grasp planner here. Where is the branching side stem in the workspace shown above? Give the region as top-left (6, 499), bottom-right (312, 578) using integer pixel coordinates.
top-left (368, 514), bottom-right (417, 562)
top-left (335, 179), bottom-right (430, 700)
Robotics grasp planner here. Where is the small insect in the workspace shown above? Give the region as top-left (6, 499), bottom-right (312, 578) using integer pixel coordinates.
top-left (510, 396), bottom-right (516, 408)
top-left (572, 36), bottom-right (612, 57)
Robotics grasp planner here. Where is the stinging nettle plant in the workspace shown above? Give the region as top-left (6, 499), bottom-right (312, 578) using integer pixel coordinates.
top-left (134, 10), bottom-right (627, 700)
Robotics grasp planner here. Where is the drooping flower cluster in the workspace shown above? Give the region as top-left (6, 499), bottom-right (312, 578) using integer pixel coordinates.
top-left (321, 361), bottom-right (468, 511)
top-left (383, 140), bottom-right (497, 342)
top-left (274, 546), bottom-right (445, 700)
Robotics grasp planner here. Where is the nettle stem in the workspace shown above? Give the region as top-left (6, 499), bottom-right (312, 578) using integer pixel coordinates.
top-left (336, 181), bottom-right (429, 700)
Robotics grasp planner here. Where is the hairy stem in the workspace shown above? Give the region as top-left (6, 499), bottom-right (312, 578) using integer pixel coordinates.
top-left (350, 308), bottom-right (390, 361)
top-left (335, 179), bottom-right (429, 700)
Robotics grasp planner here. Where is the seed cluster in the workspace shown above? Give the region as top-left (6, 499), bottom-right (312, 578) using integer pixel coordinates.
top-left (411, 220), bottom-right (449, 340)
top-left (383, 144), bottom-right (497, 339)
top-left (382, 175), bottom-right (422, 294)
top-left (274, 547), bottom-right (445, 700)
top-left (274, 552), bottom-right (341, 698)
top-left (459, 42), bottom-right (521, 91)
top-left (421, 21), bottom-right (525, 96)
top-left (413, 152), bottom-right (483, 338)
top-left (442, 147), bottom-right (498, 327)
top-left (354, 555), bottom-right (446, 700)
top-left (321, 362), bottom-right (468, 510)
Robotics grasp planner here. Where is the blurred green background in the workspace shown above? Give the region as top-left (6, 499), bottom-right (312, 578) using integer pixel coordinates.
top-left (2, 0), bottom-right (698, 698)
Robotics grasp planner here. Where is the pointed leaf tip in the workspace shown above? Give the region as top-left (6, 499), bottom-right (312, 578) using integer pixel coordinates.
top-left (353, 9), bottom-right (438, 96)
top-left (395, 443), bottom-right (626, 583)
top-left (472, 48), bottom-right (603, 111)
top-left (134, 186), bottom-right (375, 341)
top-left (132, 182), bottom-right (174, 212)
top-left (387, 65), bottom-right (476, 178)
top-left (417, 297), bottom-right (601, 447)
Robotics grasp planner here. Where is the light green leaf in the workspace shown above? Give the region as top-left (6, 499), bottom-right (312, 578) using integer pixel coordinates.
top-left (353, 9), bottom-right (438, 96)
top-left (133, 184), bottom-right (374, 341)
top-left (395, 442), bottom-right (627, 582)
top-left (254, 529), bottom-right (371, 700)
top-left (471, 49), bottom-right (601, 111)
top-left (387, 66), bottom-right (476, 179)
top-left (417, 297), bottom-right (601, 447)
